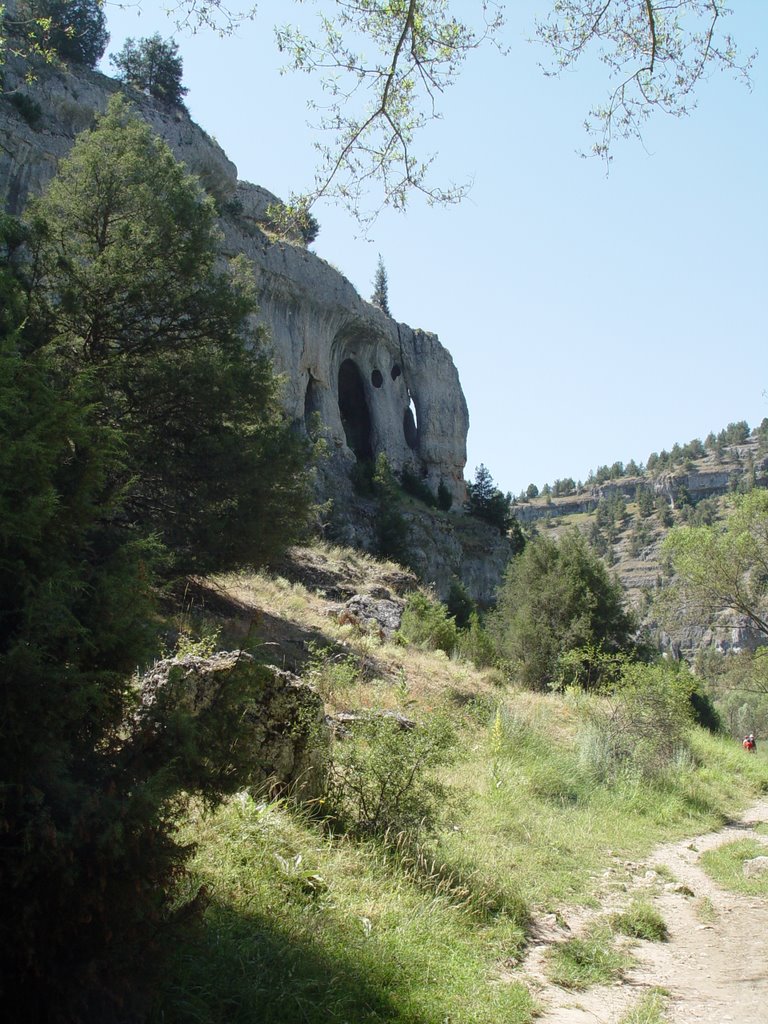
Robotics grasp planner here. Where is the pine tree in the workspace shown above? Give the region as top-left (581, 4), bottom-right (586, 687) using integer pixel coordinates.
top-left (371, 252), bottom-right (391, 315)
top-left (27, 95), bottom-right (313, 575)
top-left (466, 464), bottom-right (513, 534)
top-left (110, 33), bottom-right (188, 105)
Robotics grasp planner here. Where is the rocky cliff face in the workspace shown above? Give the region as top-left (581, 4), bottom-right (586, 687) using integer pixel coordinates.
top-left (1, 53), bottom-right (501, 598)
top-left (0, 55), bottom-right (468, 502)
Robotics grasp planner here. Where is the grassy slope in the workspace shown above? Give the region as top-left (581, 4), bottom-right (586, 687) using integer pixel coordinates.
top-left (150, 545), bottom-right (768, 1024)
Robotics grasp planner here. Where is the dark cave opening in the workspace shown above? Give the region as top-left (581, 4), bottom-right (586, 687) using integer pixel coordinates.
top-left (338, 358), bottom-right (373, 460)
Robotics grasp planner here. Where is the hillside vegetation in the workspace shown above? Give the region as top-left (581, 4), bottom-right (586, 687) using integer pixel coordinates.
top-left (146, 546), bottom-right (768, 1023)
top-left (510, 432), bottom-right (768, 649)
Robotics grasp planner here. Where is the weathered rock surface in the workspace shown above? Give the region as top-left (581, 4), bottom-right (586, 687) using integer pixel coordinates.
top-left (339, 594), bottom-right (405, 637)
top-left (139, 652), bottom-right (328, 796)
top-left (0, 54), bottom-right (468, 506)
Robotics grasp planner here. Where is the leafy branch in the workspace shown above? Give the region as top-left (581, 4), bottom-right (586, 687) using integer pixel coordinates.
top-left (274, 0), bottom-right (506, 224)
top-left (534, 0), bottom-right (756, 165)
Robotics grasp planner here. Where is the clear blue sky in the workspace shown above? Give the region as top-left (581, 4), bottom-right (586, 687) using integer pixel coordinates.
top-left (101, 1), bottom-right (767, 496)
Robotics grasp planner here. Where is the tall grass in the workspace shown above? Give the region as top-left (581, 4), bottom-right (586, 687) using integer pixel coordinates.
top-left (151, 796), bottom-right (535, 1023)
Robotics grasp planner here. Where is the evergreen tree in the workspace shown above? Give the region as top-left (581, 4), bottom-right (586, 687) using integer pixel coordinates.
top-left (110, 33), bottom-right (188, 105)
top-left (371, 252), bottom-right (391, 315)
top-left (373, 453), bottom-right (411, 565)
top-left (17, 0), bottom-right (109, 66)
top-left (490, 530), bottom-right (635, 691)
top-left (26, 95), bottom-right (313, 575)
top-left (437, 478), bottom-right (453, 511)
top-left (1, 101), bottom-right (316, 1016)
top-left (466, 464), bottom-right (513, 535)
top-left (0, 218), bottom-right (158, 1017)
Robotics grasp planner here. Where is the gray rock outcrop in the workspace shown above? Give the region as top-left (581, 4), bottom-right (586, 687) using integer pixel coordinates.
top-left (139, 652), bottom-right (328, 796)
top-left (339, 594), bottom-right (405, 637)
top-left (0, 54), bottom-right (468, 508)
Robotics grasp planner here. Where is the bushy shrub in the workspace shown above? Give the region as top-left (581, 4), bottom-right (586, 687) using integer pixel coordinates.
top-left (397, 592), bottom-right (457, 655)
top-left (7, 90), bottom-right (43, 127)
top-left (325, 714), bottom-right (456, 836)
top-left (579, 662), bottom-right (694, 781)
top-left (446, 577), bottom-right (474, 628)
top-left (456, 612), bottom-right (497, 668)
top-left (401, 465), bottom-right (437, 506)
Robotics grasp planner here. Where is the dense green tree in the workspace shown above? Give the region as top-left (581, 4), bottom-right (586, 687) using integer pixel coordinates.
top-left (552, 477), bottom-right (576, 497)
top-left (526, 482), bottom-right (539, 499)
top-left (447, 576), bottom-right (474, 629)
top-left (110, 33), bottom-right (188, 105)
top-left (371, 252), bottom-right (391, 315)
top-left (13, 0), bottom-right (108, 66)
top-left (26, 95), bottom-right (313, 575)
top-left (637, 485), bottom-right (655, 518)
top-left (490, 530), bottom-right (635, 690)
top-left (724, 420), bottom-right (750, 445)
top-left (1, 103), bottom-right (315, 1016)
top-left (0, 219), bottom-right (156, 1017)
top-left (437, 478), bottom-right (453, 511)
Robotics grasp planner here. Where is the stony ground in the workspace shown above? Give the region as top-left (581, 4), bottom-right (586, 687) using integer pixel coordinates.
top-left (514, 800), bottom-right (768, 1023)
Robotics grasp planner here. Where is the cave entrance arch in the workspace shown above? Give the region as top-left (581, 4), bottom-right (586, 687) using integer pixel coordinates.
top-left (338, 358), bottom-right (373, 460)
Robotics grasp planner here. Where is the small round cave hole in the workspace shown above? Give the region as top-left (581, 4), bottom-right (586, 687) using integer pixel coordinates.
top-left (391, 363), bottom-right (402, 381)
top-left (371, 368), bottom-right (383, 388)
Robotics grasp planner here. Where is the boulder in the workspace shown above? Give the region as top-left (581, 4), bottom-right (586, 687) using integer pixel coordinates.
top-left (339, 594), bottom-right (405, 637)
top-left (743, 856), bottom-right (768, 878)
top-left (139, 652), bottom-right (328, 798)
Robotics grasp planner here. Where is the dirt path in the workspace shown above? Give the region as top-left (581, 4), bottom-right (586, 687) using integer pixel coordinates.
top-left (514, 799), bottom-right (768, 1023)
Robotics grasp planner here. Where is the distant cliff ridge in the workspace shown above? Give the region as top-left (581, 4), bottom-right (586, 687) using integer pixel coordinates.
top-left (0, 54), bottom-right (468, 508)
top-left (513, 440), bottom-right (768, 526)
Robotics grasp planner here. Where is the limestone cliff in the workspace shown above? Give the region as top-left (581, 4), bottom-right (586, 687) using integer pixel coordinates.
top-left (0, 52), bottom-right (509, 600)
